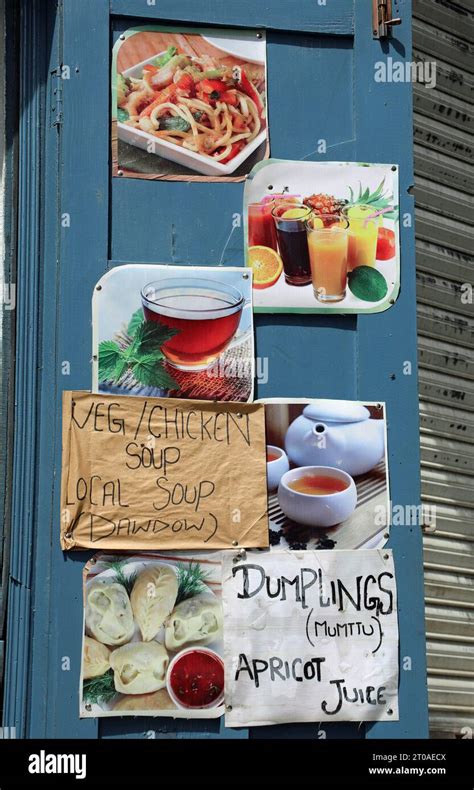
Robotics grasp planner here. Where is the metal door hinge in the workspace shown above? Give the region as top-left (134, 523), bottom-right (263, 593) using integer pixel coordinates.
top-left (372, 0), bottom-right (402, 39)
top-left (50, 67), bottom-right (63, 127)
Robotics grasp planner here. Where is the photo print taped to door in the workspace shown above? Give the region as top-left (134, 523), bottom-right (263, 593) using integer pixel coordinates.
top-left (60, 391), bottom-right (269, 551)
top-left (112, 25), bottom-right (269, 182)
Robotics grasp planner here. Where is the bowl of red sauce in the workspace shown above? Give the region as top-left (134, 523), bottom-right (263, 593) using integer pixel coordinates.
top-left (166, 647), bottom-right (225, 710)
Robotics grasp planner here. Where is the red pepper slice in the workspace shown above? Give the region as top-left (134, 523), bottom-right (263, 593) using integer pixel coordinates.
top-left (199, 79), bottom-right (228, 96)
top-left (217, 140), bottom-right (245, 163)
top-left (232, 66), bottom-right (265, 118)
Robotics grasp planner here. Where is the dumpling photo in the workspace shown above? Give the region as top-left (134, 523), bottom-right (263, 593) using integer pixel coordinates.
top-left (110, 642), bottom-right (169, 695)
top-left (165, 592), bottom-right (223, 650)
top-left (81, 553), bottom-right (225, 719)
top-left (85, 579), bottom-right (135, 646)
top-left (130, 564), bottom-right (178, 641)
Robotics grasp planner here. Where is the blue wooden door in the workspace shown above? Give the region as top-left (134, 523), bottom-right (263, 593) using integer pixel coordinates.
top-left (4, 0), bottom-right (428, 739)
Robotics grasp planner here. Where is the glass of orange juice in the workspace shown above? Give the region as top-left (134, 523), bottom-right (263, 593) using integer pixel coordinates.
top-left (306, 215), bottom-right (349, 302)
top-left (343, 206), bottom-right (378, 271)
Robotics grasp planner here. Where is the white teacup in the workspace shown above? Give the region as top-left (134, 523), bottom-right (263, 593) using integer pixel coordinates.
top-left (266, 445), bottom-right (290, 491)
top-left (278, 465), bottom-right (357, 528)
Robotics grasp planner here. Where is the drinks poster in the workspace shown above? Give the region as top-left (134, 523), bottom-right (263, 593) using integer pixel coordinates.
top-left (93, 264), bottom-right (254, 402)
top-left (262, 399), bottom-right (390, 551)
top-left (112, 26), bottom-right (268, 181)
top-left (81, 551), bottom-right (225, 718)
top-left (60, 391), bottom-right (268, 551)
top-left (244, 160), bottom-right (400, 313)
top-left (222, 550), bottom-right (399, 726)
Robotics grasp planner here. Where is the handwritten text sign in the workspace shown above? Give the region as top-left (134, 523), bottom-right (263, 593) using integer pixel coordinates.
top-left (61, 391), bottom-right (268, 550)
top-left (223, 550), bottom-right (399, 726)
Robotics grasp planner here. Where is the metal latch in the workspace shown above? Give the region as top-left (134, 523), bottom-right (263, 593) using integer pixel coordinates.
top-left (372, 0), bottom-right (402, 38)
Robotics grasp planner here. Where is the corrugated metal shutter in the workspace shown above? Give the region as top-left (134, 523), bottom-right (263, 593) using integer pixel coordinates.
top-left (414, 0), bottom-right (474, 739)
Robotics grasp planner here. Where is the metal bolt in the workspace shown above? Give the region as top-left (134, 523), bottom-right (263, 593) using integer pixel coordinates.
top-left (387, 708), bottom-right (393, 715)
top-left (232, 540), bottom-right (238, 547)
top-left (119, 34), bottom-right (125, 41)
top-left (383, 532), bottom-right (390, 540)
top-left (226, 705), bottom-right (233, 712)
top-left (65, 532), bottom-right (72, 539)
top-left (256, 32), bottom-right (263, 39)
top-left (96, 284), bottom-right (102, 291)
top-left (383, 553), bottom-right (389, 560)
top-left (85, 703), bottom-right (92, 712)
top-left (242, 272), bottom-right (249, 279)
top-left (391, 165), bottom-right (397, 171)
top-left (117, 169), bottom-right (124, 177)
top-left (267, 184), bottom-right (273, 190)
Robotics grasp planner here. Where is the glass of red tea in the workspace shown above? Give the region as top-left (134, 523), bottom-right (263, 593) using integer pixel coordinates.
top-left (141, 277), bottom-right (249, 371)
top-left (271, 203), bottom-right (313, 286)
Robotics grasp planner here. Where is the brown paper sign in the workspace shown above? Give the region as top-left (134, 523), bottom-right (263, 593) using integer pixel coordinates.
top-left (61, 391), bottom-right (269, 551)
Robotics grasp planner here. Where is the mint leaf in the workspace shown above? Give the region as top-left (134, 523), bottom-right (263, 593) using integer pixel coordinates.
top-left (134, 321), bottom-right (180, 353)
top-left (117, 107), bottom-right (129, 123)
top-left (98, 341), bottom-right (123, 381)
top-left (127, 309), bottom-right (144, 337)
top-left (113, 356), bottom-right (130, 382)
top-left (132, 354), bottom-right (179, 390)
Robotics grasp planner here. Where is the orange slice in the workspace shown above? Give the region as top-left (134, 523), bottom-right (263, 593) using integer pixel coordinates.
top-left (248, 246), bottom-right (283, 289)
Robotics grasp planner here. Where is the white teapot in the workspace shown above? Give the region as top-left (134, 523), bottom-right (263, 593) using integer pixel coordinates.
top-left (284, 400), bottom-right (385, 477)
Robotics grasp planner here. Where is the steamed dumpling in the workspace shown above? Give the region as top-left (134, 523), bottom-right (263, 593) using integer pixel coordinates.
top-left (83, 636), bottom-right (111, 679)
top-left (85, 579), bottom-right (134, 646)
top-left (164, 593), bottom-right (223, 650)
top-left (110, 642), bottom-right (169, 695)
top-left (130, 564), bottom-right (178, 641)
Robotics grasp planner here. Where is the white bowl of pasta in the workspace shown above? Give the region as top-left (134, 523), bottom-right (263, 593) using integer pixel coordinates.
top-left (116, 47), bottom-right (268, 176)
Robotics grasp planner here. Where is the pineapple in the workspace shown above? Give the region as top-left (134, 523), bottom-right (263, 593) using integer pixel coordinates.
top-left (303, 193), bottom-right (346, 216)
top-left (346, 178), bottom-right (398, 222)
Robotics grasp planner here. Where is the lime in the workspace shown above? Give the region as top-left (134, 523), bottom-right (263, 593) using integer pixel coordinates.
top-left (281, 208), bottom-right (309, 220)
top-left (348, 266), bottom-right (388, 302)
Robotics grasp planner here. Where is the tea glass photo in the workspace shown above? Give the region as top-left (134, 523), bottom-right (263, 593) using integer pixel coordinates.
top-left (278, 465), bottom-right (357, 527)
top-left (342, 206), bottom-right (378, 271)
top-left (306, 215), bottom-right (349, 302)
top-left (141, 277), bottom-right (249, 371)
top-left (266, 445), bottom-right (290, 491)
top-left (271, 204), bottom-right (313, 286)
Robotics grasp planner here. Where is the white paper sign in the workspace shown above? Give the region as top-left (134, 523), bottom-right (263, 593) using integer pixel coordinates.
top-left (223, 549), bottom-right (399, 726)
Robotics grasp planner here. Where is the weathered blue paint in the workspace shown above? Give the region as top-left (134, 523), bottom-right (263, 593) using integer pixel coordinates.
top-left (110, 0), bottom-right (354, 35)
top-left (5, 0), bottom-right (428, 740)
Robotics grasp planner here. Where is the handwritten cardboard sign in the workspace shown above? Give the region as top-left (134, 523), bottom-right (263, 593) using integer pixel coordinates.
top-left (222, 549), bottom-right (399, 726)
top-left (60, 392), bottom-right (268, 551)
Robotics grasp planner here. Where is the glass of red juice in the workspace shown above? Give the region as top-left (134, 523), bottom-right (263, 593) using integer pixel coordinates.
top-left (141, 277), bottom-right (248, 371)
top-left (248, 202), bottom-right (278, 251)
top-left (272, 204), bottom-right (313, 286)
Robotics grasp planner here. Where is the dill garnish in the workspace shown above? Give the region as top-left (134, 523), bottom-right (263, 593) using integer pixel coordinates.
top-left (83, 670), bottom-right (117, 706)
top-left (175, 561), bottom-right (209, 605)
top-left (102, 558), bottom-right (138, 595)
